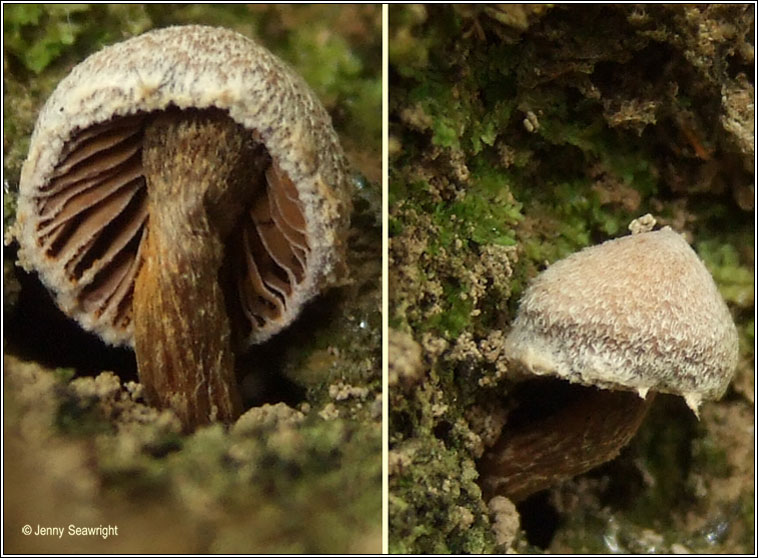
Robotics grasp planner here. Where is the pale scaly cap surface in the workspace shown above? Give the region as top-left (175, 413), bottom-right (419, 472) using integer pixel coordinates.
top-left (505, 227), bottom-right (739, 413)
top-left (15, 25), bottom-right (351, 348)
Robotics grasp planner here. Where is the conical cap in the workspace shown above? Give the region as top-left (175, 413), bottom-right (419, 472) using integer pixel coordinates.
top-left (505, 228), bottom-right (739, 413)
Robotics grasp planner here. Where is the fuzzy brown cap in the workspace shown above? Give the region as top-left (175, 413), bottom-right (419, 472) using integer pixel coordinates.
top-left (505, 227), bottom-right (738, 413)
top-left (15, 25), bottom-right (351, 348)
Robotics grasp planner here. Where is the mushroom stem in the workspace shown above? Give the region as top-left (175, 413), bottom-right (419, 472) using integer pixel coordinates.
top-left (479, 385), bottom-right (654, 502)
top-left (134, 109), bottom-right (264, 430)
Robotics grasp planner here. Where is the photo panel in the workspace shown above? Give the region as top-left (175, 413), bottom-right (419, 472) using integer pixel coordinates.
top-left (387, 4), bottom-right (753, 554)
top-left (3, 4), bottom-right (382, 554)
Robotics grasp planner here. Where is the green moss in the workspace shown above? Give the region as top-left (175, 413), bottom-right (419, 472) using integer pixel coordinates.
top-left (275, 11), bottom-right (382, 156)
top-left (52, 367), bottom-right (76, 383)
top-left (3, 5), bottom-right (154, 74)
top-left (56, 395), bottom-right (114, 437)
top-left (696, 238), bottom-right (755, 309)
top-left (4, 4), bottom-right (91, 74)
top-left (403, 45), bottom-right (517, 154)
top-left (388, 5), bottom-right (437, 78)
top-left (389, 355), bottom-right (507, 553)
top-left (105, 415), bottom-right (380, 553)
top-left (423, 283), bottom-right (474, 339)
top-left (437, 161), bottom-right (522, 249)
top-left (6, 354), bottom-right (381, 553)
top-left (389, 438), bottom-right (493, 554)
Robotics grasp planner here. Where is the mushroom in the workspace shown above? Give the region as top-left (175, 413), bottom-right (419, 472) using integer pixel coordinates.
top-left (14, 26), bottom-right (351, 430)
top-left (479, 217), bottom-right (738, 502)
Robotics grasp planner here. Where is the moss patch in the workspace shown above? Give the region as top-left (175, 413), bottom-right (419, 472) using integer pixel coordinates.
top-left (4, 357), bottom-right (381, 553)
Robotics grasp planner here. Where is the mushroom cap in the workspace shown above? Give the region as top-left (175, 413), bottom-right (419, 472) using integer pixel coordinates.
top-left (505, 228), bottom-right (739, 411)
top-left (15, 25), bottom-right (351, 348)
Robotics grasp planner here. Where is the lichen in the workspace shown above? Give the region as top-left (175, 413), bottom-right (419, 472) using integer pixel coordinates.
top-left (4, 356), bottom-right (381, 553)
top-left (389, 4), bottom-right (753, 553)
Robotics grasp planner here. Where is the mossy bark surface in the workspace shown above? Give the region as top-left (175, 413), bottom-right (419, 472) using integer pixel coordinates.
top-left (4, 5), bottom-right (381, 554)
top-left (389, 5), bottom-right (753, 553)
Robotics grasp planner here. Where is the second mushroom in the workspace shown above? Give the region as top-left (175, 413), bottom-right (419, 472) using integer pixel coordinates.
top-left (15, 26), bottom-right (351, 430)
top-left (479, 217), bottom-right (739, 502)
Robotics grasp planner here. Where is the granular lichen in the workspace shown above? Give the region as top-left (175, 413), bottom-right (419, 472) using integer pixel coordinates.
top-left (388, 328), bottom-right (424, 387)
top-left (389, 434), bottom-right (493, 554)
top-left (4, 355), bottom-right (381, 554)
top-left (488, 496), bottom-right (520, 549)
